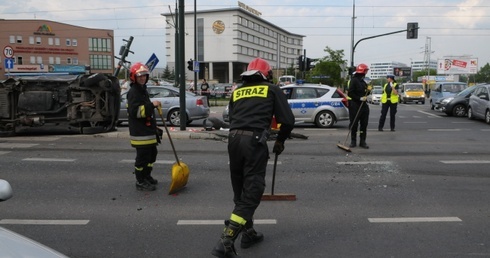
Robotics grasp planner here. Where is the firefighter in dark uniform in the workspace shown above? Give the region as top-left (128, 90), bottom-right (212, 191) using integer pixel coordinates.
top-left (348, 63), bottom-right (371, 149)
top-left (211, 58), bottom-right (295, 258)
top-left (127, 62), bottom-right (161, 191)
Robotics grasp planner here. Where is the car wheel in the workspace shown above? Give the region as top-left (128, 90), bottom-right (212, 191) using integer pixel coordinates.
top-left (315, 110), bottom-right (335, 128)
top-left (430, 100), bottom-right (434, 110)
top-left (486, 110), bottom-right (490, 124)
top-left (467, 106), bottom-right (474, 120)
top-left (452, 104), bottom-right (466, 117)
top-left (421, 101), bottom-right (425, 105)
top-left (167, 109), bottom-right (189, 126)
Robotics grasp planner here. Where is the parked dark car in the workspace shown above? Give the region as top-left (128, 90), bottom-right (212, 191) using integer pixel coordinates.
top-left (210, 84), bottom-right (233, 98)
top-left (467, 84), bottom-right (490, 124)
top-left (0, 74), bottom-right (120, 137)
top-left (436, 86), bottom-right (477, 117)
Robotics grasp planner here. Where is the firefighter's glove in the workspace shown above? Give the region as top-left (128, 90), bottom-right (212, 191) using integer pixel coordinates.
top-left (360, 96), bottom-right (367, 102)
top-left (273, 140), bottom-right (285, 155)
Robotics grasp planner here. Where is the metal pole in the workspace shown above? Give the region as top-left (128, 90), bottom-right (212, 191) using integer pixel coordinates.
top-left (193, 0), bottom-right (197, 93)
top-left (178, 0), bottom-right (186, 131)
top-left (349, 0), bottom-right (356, 72)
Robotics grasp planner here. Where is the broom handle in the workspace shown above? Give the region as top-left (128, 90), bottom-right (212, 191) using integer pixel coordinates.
top-left (271, 153), bottom-right (278, 195)
top-left (157, 107), bottom-right (181, 166)
top-left (343, 89), bottom-right (369, 145)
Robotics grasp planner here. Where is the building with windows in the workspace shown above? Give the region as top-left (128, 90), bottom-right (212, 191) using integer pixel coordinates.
top-left (0, 19), bottom-right (114, 78)
top-left (162, 3), bottom-right (304, 83)
top-left (369, 60), bottom-right (438, 80)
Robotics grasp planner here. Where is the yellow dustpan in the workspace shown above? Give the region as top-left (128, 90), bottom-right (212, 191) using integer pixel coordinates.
top-left (157, 107), bottom-right (190, 194)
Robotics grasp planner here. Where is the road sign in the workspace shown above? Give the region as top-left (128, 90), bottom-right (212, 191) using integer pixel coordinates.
top-left (3, 46), bottom-right (14, 58)
top-left (4, 58), bottom-right (14, 69)
top-left (145, 53), bottom-right (159, 73)
top-left (193, 61), bottom-right (200, 73)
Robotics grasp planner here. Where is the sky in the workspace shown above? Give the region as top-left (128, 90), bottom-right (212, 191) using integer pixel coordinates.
top-left (2, 0), bottom-right (489, 70)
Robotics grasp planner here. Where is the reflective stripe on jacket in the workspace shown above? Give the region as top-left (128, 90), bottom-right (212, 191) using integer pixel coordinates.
top-left (381, 82), bottom-right (399, 104)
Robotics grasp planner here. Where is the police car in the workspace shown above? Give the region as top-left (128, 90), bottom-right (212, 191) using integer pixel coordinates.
top-left (281, 84), bottom-right (349, 128)
top-left (222, 84), bottom-right (349, 128)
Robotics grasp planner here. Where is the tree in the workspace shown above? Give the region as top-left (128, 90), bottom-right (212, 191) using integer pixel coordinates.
top-left (307, 46), bottom-right (347, 87)
top-left (474, 63), bottom-right (490, 83)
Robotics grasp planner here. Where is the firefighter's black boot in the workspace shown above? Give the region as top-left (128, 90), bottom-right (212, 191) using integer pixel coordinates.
top-left (349, 136), bottom-right (357, 148)
top-left (240, 220), bottom-right (263, 249)
top-left (211, 220), bottom-right (243, 258)
top-left (135, 168), bottom-right (156, 191)
top-left (145, 167), bottom-right (158, 185)
top-left (359, 133), bottom-right (369, 149)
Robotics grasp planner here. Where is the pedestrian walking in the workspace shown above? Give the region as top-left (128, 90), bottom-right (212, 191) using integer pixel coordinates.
top-left (211, 58), bottom-right (295, 257)
top-left (127, 62), bottom-right (162, 191)
top-left (378, 74), bottom-right (399, 131)
top-left (347, 63), bottom-right (371, 149)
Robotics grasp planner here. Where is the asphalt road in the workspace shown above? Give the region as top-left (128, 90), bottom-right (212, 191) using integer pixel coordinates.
top-left (1, 102), bottom-right (489, 258)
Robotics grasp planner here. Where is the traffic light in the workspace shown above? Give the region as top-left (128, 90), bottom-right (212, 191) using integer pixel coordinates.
top-left (407, 22), bottom-right (418, 39)
top-left (305, 58), bottom-right (312, 71)
top-left (187, 59), bottom-right (193, 71)
top-left (297, 55), bottom-right (304, 71)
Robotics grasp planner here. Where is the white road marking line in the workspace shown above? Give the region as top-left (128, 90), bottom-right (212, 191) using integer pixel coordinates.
top-left (451, 121), bottom-right (474, 124)
top-left (428, 129), bottom-right (462, 132)
top-left (404, 121), bottom-right (427, 123)
top-left (0, 151), bottom-right (10, 155)
top-left (337, 161), bottom-right (391, 165)
top-left (120, 159), bottom-right (175, 164)
top-left (0, 219), bottom-right (89, 225)
top-left (177, 219), bottom-right (277, 225)
top-left (418, 110), bottom-right (442, 118)
top-left (0, 143), bottom-right (39, 148)
top-left (482, 129), bottom-right (490, 131)
top-left (3, 137), bottom-right (60, 142)
top-left (441, 160), bottom-right (490, 164)
top-left (368, 217), bottom-right (461, 223)
top-left (303, 128), bottom-right (338, 131)
top-left (23, 158), bottom-right (76, 162)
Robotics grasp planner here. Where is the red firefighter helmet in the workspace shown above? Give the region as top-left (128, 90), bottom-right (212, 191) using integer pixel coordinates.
top-left (355, 63), bottom-right (369, 74)
top-left (129, 62), bottom-right (150, 83)
top-left (240, 58), bottom-right (272, 80)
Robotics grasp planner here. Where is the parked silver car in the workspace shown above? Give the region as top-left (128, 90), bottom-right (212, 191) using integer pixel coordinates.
top-left (467, 84), bottom-right (490, 124)
top-left (0, 179), bottom-right (68, 257)
top-left (224, 84), bottom-right (349, 128)
top-left (118, 85), bottom-right (210, 126)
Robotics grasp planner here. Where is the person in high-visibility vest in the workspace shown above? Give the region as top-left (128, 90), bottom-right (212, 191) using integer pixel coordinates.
top-left (378, 74), bottom-right (399, 131)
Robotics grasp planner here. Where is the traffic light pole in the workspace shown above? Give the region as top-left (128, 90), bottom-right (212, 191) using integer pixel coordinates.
top-left (178, 0), bottom-right (186, 131)
top-left (350, 26), bottom-right (418, 77)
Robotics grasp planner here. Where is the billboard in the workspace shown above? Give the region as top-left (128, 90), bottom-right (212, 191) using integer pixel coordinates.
top-left (393, 67), bottom-right (411, 77)
top-left (437, 58), bottom-right (478, 74)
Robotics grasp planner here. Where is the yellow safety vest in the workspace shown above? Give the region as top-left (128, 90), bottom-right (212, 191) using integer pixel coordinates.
top-left (381, 82), bottom-right (399, 103)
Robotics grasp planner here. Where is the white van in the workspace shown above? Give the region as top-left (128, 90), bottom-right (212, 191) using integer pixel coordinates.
top-left (429, 82), bottom-right (468, 110)
top-left (278, 75), bottom-right (296, 85)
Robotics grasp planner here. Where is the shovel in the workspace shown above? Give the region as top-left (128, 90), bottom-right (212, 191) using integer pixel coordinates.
top-left (157, 107), bottom-right (189, 195)
top-left (261, 153), bottom-right (296, 201)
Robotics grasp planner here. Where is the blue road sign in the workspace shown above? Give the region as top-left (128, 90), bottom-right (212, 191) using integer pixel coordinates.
top-left (4, 58), bottom-right (14, 69)
top-left (193, 61), bottom-right (200, 73)
top-left (145, 53), bottom-right (159, 72)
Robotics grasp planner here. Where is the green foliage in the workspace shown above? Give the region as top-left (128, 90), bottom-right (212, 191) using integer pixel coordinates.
top-left (474, 63), bottom-right (490, 83)
top-left (305, 46), bottom-right (347, 87)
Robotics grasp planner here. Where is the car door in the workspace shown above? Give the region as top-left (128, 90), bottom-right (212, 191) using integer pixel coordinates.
top-left (288, 87), bottom-right (319, 122)
top-left (147, 87), bottom-right (178, 117)
top-left (474, 86), bottom-right (489, 118)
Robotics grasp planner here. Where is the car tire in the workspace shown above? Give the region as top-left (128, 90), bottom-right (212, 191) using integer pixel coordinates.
top-left (315, 110), bottom-right (335, 128)
top-left (421, 101), bottom-right (425, 105)
top-left (485, 110), bottom-right (490, 124)
top-left (452, 104), bottom-right (466, 117)
top-left (430, 100), bottom-right (435, 110)
top-left (467, 106), bottom-right (474, 120)
top-left (167, 109), bottom-right (190, 126)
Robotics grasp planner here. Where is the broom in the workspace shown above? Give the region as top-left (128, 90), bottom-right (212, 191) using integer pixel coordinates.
top-left (261, 153), bottom-right (296, 201)
top-left (337, 95), bottom-right (367, 152)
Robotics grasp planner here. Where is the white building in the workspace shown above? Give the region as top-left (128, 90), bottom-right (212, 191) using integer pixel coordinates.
top-left (369, 60), bottom-right (437, 80)
top-left (162, 4), bottom-right (304, 83)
